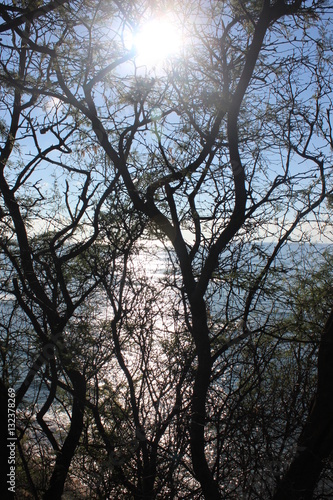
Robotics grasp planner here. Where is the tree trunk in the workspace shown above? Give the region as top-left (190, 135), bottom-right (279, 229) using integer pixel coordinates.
top-left (43, 370), bottom-right (86, 500)
top-left (274, 309), bottom-right (333, 499)
top-left (190, 299), bottom-right (221, 500)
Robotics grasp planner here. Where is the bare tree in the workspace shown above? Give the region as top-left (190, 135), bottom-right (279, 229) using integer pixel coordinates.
top-left (1, 0), bottom-right (333, 498)
top-left (0, 9), bottom-right (142, 497)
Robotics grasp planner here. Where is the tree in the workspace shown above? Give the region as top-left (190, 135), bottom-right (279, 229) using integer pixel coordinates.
top-left (0, 0), bottom-right (333, 498)
top-left (0, 6), bottom-right (143, 497)
top-left (273, 248), bottom-right (333, 499)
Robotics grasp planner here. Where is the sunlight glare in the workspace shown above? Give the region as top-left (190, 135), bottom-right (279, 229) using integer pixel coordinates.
top-left (133, 17), bottom-right (183, 67)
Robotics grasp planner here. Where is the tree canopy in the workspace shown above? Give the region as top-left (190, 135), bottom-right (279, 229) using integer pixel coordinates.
top-left (0, 0), bottom-right (333, 498)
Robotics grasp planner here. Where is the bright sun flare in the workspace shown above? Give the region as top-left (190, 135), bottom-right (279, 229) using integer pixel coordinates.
top-left (133, 17), bottom-right (183, 67)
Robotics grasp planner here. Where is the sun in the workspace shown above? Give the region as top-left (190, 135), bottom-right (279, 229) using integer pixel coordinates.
top-left (133, 17), bottom-right (183, 67)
